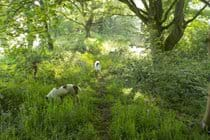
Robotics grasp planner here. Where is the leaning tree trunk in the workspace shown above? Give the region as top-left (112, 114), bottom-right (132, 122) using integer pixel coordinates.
top-left (85, 25), bottom-right (91, 38)
top-left (84, 14), bottom-right (94, 38)
top-left (44, 20), bottom-right (54, 50)
top-left (40, 0), bottom-right (54, 50)
top-left (202, 31), bottom-right (210, 131)
top-left (163, 0), bottom-right (185, 51)
top-left (119, 0), bottom-right (207, 52)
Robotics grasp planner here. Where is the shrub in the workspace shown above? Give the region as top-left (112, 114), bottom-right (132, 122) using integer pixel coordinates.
top-left (130, 52), bottom-right (209, 116)
top-left (110, 96), bottom-right (208, 140)
top-left (84, 38), bottom-right (103, 55)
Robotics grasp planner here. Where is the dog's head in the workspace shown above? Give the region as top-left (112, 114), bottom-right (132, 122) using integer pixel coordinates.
top-left (46, 88), bottom-right (58, 99)
top-left (95, 61), bottom-right (100, 66)
top-left (73, 85), bottom-right (81, 94)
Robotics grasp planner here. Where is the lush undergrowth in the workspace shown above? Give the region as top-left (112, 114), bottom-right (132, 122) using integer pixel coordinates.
top-left (0, 45), bottom-right (209, 139)
top-left (0, 49), bottom-right (100, 139)
top-left (110, 94), bottom-right (208, 140)
top-left (0, 80), bottom-right (99, 139)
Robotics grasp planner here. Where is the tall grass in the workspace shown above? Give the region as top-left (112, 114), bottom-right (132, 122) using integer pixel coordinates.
top-left (1, 47), bottom-right (209, 139)
top-left (110, 94), bottom-right (208, 140)
top-left (0, 51), bottom-right (99, 139)
top-left (0, 80), bottom-right (98, 139)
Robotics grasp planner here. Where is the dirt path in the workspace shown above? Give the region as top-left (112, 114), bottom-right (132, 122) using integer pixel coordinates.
top-left (93, 75), bottom-right (112, 140)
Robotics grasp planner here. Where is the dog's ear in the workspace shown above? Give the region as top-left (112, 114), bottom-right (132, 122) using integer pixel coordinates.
top-left (73, 85), bottom-right (79, 94)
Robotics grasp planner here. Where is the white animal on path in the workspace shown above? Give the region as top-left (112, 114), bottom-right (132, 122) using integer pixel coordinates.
top-left (94, 61), bottom-right (101, 72)
top-left (46, 84), bottom-right (80, 101)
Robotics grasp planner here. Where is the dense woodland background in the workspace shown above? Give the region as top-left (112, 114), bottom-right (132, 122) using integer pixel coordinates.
top-left (1, 0), bottom-right (210, 139)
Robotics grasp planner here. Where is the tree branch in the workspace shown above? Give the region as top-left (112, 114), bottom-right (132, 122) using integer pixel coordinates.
top-left (0, 3), bottom-right (9, 6)
top-left (7, 1), bottom-right (33, 17)
top-left (142, 0), bottom-right (149, 11)
top-left (129, 0), bottom-right (148, 16)
top-left (161, 0), bottom-right (177, 23)
top-left (59, 12), bottom-right (85, 27)
top-left (164, 0), bottom-right (185, 51)
top-left (97, 12), bottom-right (135, 17)
top-left (139, 9), bottom-right (148, 16)
top-left (68, 0), bottom-right (83, 15)
top-left (119, 0), bottom-right (148, 24)
top-left (185, 4), bottom-right (207, 26)
top-left (200, 0), bottom-right (210, 6)
top-left (162, 18), bottom-right (175, 30)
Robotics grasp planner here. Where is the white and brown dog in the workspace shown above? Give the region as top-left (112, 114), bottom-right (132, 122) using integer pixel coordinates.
top-left (94, 61), bottom-right (101, 77)
top-left (46, 84), bottom-right (80, 102)
top-left (94, 61), bottom-right (101, 72)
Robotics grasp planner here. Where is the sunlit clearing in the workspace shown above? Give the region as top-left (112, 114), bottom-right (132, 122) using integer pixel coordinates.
top-left (80, 52), bottom-right (94, 68)
top-left (133, 92), bottom-right (145, 101)
top-left (128, 45), bottom-right (150, 57)
top-left (134, 92), bottom-right (154, 105)
top-left (122, 88), bottom-right (132, 95)
top-left (86, 38), bottom-right (97, 42)
top-left (133, 0), bottom-right (144, 9)
top-left (103, 41), bottom-right (117, 54)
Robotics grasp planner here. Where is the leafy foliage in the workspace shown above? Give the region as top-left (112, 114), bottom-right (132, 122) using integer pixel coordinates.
top-left (0, 0), bottom-right (210, 139)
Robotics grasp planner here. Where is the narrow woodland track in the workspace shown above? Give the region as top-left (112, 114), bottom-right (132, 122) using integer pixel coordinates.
top-left (93, 74), bottom-right (112, 140)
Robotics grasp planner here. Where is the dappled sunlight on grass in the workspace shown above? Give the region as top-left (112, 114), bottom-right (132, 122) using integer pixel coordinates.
top-left (110, 92), bottom-right (207, 140)
top-left (128, 46), bottom-right (151, 58)
top-left (80, 52), bottom-right (94, 67)
top-left (84, 37), bottom-right (104, 54)
top-left (102, 39), bottom-right (130, 54)
top-left (0, 31), bottom-right (209, 139)
top-left (133, 91), bottom-right (145, 101)
top-left (122, 88), bottom-right (132, 95)
top-left (0, 78), bottom-right (99, 139)
top-left (102, 40), bottom-right (117, 54)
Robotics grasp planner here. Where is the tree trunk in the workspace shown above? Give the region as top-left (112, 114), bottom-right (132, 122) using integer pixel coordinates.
top-left (164, 0), bottom-right (185, 51)
top-left (147, 0), bottom-right (185, 52)
top-left (145, 0), bottom-right (185, 52)
top-left (85, 26), bottom-right (91, 38)
top-left (84, 14), bottom-right (94, 38)
top-left (44, 20), bottom-right (54, 50)
top-left (202, 31), bottom-right (210, 131)
top-left (40, 0), bottom-right (54, 50)
top-left (119, 0), bottom-right (207, 52)
top-left (148, 23), bottom-right (163, 67)
top-left (25, 13), bottom-right (35, 48)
